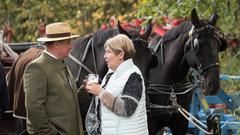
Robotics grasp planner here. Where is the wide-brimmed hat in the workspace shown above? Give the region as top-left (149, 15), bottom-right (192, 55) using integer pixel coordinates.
top-left (37, 22), bottom-right (80, 42)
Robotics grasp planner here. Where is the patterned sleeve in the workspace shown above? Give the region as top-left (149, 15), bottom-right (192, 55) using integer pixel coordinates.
top-left (99, 72), bottom-right (143, 117)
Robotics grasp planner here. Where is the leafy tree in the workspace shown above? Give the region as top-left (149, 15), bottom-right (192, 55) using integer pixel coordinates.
top-left (136, 0), bottom-right (240, 36)
top-left (0, 0), bottom-right (137, 42)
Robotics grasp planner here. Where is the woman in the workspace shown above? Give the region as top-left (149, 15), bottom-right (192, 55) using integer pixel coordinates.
top-left (85, 34), bottom-right (148, 135)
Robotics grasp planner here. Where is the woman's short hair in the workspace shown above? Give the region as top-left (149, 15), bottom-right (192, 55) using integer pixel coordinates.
top-left (104, 34), bottom-right (136, 60)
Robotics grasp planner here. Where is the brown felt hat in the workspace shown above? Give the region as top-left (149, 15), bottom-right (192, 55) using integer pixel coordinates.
top-left (37, 22), bottom-right (79, 42)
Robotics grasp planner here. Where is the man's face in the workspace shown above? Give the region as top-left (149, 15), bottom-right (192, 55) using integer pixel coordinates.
top-left (56, 39), bottom-right (72, 59)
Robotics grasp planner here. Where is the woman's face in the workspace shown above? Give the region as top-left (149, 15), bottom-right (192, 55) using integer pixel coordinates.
top-left (104, 46), bottom-right (124, 71)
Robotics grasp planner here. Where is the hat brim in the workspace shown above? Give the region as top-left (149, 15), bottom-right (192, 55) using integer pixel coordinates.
top-left (37, 35), bottom-right (80, 42)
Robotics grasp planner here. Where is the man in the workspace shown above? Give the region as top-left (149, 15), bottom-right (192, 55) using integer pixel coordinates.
top-left (23, 22), bottom-right (84, 135)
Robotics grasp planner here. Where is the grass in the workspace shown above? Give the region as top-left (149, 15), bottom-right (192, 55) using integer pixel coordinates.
top-left (219, 48), bottom-right (240, 94)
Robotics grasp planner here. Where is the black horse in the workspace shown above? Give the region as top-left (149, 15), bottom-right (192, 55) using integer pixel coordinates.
top-left (147, 9), bottom-right (227, 135)
top-left (0, 61), bottom-right (9, 114)
top-left (65, 21), bottom-right (158, 126)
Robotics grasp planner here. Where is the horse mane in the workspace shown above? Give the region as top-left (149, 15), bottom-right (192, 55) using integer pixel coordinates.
top-left (162, 19), bottom-right (214, 44)
top-left (162, 21), bottom-right (192, 43)
top-left (92, 28), bottom-right (144, 47)
top-left (92, 28), bottom-right (118, 47)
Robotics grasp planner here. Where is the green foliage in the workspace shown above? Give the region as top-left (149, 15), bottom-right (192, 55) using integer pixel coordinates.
top-left (136, 0), bottom-right (240, 36)
top-left (0, 0), bottom-right (136, 42)
top-left (219, 49), bottom-right (240, 93)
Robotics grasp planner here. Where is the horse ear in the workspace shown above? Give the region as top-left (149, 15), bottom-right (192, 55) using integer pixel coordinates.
top-left (209, 12), bottom-right (218, 26)
top-left (191, 8), bottom-right (200, 28)
top-left (117, 20), bottom-right (131, 38)
top-left (142, 19), bottom-right (152, 41)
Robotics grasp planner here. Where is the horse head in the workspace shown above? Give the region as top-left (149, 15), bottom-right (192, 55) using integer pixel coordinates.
top-left (117, 20), bottom-right (158, 83)
top-left (184, 8), bottom-right (227, 95)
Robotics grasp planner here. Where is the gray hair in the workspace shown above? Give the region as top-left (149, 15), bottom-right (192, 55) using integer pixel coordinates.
top-left (104, 34), bottom-right (135, 60)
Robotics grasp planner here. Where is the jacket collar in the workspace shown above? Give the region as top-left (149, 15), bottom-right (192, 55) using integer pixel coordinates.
top-left (41, 52), bottom-right (65, 68)
top-left (108, 58), bottom-right (134, 79)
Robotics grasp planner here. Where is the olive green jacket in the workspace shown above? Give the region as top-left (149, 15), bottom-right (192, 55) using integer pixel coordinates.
top-left (24, 52), bottom-right (84, 135)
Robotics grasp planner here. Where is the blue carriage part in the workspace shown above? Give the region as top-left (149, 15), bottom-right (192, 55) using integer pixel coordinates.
top-left (188, 110), bottom-right (240, 135)
top-left (220, 74), bottom-right (240, 80)
top-left (188, 87), bottom-right (240, 135)
top-left (217, 89), bottom-right (239, 112)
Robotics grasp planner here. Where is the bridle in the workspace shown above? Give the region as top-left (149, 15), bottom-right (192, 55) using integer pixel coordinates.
top-left (130, 35), bottom-right (153, 86)
top-left (131, 37), bottom-right (148, 45)
top-left (184, 25), bottom-right (223, 76)
top-left (68, 35), bottom-right (98, 86)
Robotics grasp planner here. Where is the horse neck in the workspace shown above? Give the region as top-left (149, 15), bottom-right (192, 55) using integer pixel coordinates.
top-left (159, 34), bottom-right (190, 83)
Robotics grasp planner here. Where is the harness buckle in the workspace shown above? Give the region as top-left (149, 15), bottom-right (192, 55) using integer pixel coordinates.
top-left (170, 92), bottom-right (179, 107)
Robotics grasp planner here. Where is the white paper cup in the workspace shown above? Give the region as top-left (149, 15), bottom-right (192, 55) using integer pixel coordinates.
top-left (87, 74), bottom-right (99, 84)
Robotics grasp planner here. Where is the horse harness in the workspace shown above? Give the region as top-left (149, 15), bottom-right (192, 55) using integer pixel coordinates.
top-left (68, 35), bottom-right (99, 86)
top-left (147, 24), bottom-right (224, 111)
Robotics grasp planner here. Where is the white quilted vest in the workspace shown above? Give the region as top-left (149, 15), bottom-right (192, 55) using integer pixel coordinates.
top-left (100, 59), bottom-right (148, 135)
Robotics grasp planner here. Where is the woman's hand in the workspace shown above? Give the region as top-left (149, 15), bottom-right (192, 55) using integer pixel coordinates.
top-left (82, 79), bottom-right (87, 89)
top-left (86, 83), bottom-right (102, 96)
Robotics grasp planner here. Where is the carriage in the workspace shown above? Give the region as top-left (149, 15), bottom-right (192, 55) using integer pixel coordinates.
top-left (187, 74), bottom-right (240, 135)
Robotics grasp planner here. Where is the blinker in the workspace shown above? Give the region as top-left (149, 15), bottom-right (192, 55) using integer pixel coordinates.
top-left (193, 38), bottom-right (199, 53)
